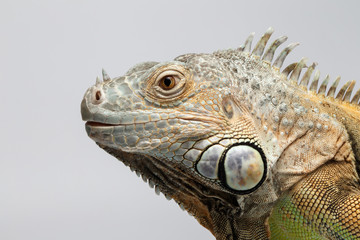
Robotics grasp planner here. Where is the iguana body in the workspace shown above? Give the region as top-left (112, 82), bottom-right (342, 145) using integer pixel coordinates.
top-left (81, 28), bottom-right (360, 239)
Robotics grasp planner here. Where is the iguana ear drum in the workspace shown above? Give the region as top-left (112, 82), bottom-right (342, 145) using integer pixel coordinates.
top-left (219, 144), bottom-right (267, 194)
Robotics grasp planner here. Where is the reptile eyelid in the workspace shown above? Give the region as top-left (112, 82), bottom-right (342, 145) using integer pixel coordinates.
top-left (144, 65), bottom-right (193, 103)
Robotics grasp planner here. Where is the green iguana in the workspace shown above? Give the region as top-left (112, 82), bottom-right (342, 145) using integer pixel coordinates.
top-left (81, 27), bottom-right (360, 239)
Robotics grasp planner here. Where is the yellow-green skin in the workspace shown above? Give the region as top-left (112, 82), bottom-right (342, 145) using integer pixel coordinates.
top-left (269, 162), bottom-right (360, 239)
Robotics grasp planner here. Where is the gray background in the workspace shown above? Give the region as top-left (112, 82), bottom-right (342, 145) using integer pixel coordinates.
top-left (1, 0), bottom-right (360, 239)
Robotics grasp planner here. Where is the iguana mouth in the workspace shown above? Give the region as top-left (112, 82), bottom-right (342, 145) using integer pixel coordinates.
top-left (86, 121), bottom-right (117, 127)
top-left (85, 114), bottom-right (224, 126)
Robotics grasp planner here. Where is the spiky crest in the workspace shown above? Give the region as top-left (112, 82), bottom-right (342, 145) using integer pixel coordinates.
top-left (237, 27), bottom-right (360, 106)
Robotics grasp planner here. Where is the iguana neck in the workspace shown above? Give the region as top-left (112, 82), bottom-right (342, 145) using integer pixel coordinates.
top-left (312, 95), bottom-right (360, 173)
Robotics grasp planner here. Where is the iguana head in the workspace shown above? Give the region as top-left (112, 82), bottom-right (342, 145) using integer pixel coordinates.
top-left (81, 28), bottom-right (360, 239)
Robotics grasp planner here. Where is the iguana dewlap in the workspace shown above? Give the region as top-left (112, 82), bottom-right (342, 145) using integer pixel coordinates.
top-left (81, 28), bottom-right (360, 239)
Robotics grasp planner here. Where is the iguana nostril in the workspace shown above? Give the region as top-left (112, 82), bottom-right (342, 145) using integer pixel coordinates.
top-left (91, 88), bottom-right (104, 105)
top-left (95, 90), bottom-right (101, 101)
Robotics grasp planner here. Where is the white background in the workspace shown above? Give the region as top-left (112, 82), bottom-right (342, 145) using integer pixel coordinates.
top-left (1, 0), bottom-right (360, 239)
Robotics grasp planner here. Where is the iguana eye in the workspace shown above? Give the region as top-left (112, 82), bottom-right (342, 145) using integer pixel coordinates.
top-left (220, 145), bottom-right (266, 193)
top-left (145, 65), bottom-right (193, 102)
top-left (159, 76), bottom-right (176, 90)
top-left (152, 69), bottom-right (187, 98)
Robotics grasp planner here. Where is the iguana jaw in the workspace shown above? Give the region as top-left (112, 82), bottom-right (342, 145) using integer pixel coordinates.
top-left (99, 145), bottom-right (243, 238)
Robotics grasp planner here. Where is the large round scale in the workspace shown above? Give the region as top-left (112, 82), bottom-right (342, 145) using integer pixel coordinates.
top-left (219, 144), bottom-right (267, 194)
top-left (196, 143), bottom-right (267, 194)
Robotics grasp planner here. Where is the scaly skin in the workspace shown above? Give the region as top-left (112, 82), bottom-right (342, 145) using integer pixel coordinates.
top-left (81, 28), bottom-right (360, 239)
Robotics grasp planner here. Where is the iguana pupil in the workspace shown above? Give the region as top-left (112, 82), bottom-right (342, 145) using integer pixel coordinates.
top-left (160, 76), bottom-right (175, 89)
top-left (164, 77), bottom-right (172, 86)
